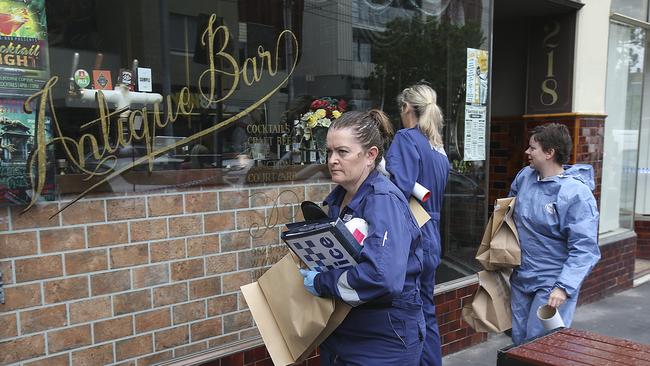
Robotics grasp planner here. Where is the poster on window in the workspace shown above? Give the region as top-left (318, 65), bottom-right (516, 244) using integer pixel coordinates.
top-left (0, 97), bottom-right (54, 206)
top-left (0, 0), bottom-right (50, 96)
top-left (465, 48), bottom-right (488, 106)
top-left (463, 105), bottom-right (486, 161)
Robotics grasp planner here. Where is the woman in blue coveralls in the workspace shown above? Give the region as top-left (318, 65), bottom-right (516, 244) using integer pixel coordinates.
top-left (385, 83), bottom-right (449, 366)
top-left (299, 109), bottom-right (426, 365)
top-left (509, 123), bottom-right (601, 345)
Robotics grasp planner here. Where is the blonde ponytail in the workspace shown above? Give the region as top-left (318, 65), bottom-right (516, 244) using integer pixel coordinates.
top-left (397, 84), bottom-right (444, 148)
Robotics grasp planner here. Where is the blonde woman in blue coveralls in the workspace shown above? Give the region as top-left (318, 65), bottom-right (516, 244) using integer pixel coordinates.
top-left (385, 83), bottom-right (449, 366)
top-left (299, 110), bottom-right (426, 365)
top-left (509, 123), bottom-right (601, 344)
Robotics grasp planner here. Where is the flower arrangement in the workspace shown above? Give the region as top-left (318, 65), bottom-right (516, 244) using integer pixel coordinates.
top-left (299, 97), bottom-right (347, 140)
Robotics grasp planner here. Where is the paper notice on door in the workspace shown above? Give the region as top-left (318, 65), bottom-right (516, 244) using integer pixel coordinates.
top-left (464, 105), bottom-right (486, 161)
top-left (466, 48), bottom-right (489, 106)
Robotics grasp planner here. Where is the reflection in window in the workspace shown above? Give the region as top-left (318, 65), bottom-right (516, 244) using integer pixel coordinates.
top-left (23, 0), bottom-right (491, 282)
top-left (602, 23), bottom-right (645, 234)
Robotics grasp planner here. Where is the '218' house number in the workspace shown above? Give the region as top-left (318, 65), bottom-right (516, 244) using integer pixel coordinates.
top-left (541, 21), bottom-right (561, 106)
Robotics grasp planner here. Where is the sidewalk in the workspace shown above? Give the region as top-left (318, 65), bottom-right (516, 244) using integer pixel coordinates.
top-left (441, 281), bottom-right (650, 366)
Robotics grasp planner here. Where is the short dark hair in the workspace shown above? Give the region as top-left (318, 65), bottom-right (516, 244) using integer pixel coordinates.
top-left (531, 123), bottom-right (572, 164)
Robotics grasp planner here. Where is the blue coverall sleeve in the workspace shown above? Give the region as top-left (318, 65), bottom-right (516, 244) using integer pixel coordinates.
top-left (508, 168), bottom-right (525, 197)
top-left (314, 193), bottom-right (412, 306)
top-left (385, 133), bottom-right (420, 199)
top-left (556, 189), bottom-right (601, 298)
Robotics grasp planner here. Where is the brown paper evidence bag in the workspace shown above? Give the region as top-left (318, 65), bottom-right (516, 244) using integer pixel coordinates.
top-left (240, 198), bottom-right (430, 366)
top-left (462, 197), bottom-right (521, 333)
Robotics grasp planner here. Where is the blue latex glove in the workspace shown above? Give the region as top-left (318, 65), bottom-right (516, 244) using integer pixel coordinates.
top-left (299, 268), bottom-right (320, 296)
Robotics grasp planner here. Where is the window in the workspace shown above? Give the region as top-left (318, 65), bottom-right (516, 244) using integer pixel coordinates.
top-left (611, 0), bottom-right (648, 22)
top-left (601, 22), bottom-right (645, 234)
top-left (0, 0), bottom-right (492, 284)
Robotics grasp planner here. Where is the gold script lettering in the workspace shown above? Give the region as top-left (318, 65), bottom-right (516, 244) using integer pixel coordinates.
top-left (20, 17), bottom-right (299, 216)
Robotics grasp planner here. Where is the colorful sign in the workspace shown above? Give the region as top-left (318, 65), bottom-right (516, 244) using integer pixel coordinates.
top-left (0, 97), bottom-right (54, 205)
top-left (92, 70), bottom-right (113, 90)
top-left (0, 0), bottom-right (50, 96)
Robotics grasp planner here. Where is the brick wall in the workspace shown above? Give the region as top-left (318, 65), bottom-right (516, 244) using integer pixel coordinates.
top-left (204, 284), bottom-right (488, 366)
top-left (579, 235), bottom-right (636, 305)
top-left (436, 284), bottom-right (487, 354)
top-left (489, 114), bottom-right (605, 205)
top-left (0, 182), bottom-right (332, 365)
top-left (636, 219), bottom-right (650, 260)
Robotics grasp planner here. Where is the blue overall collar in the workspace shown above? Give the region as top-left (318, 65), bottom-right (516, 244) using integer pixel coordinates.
top-left (323, 170), bottom-right (380, 217)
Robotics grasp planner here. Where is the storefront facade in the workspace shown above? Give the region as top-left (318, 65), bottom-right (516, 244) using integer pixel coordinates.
top-left (0, 0), bottom-right (646, 365)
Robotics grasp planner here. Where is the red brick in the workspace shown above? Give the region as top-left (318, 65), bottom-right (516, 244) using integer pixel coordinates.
top-left (0, 283), bottom-right (41, 312)
top-left (208, 333), bottom-right (239, 348)
top-left (130, 218), bottom-right (167, 242)
top-left (61, 200), bottom-right (105, 225)
top-left (223, 310), bottom-right (253, 333)
top-left (114, 289), bottom-right (152, 315)
top-left (87, 223), bottom-right (128, 247)
top-left (223, 271), bottom-right (253, 293)
top-left (0, 334), bottom-right (46, 364)
top-left (250, 188), bottom-right (279, 207)
top-left (278, 186), bottom-right (305, 204)
top-left (169, 215), bottom-right (202, 238)
top-left (218, 351), bottom-right (244, 366)
top-left (71, 343), bottom-right (114, 366)
top-left (171, 258), bottom-right (204, 281)
top-left (154, 325), bottom-right (190, 351)
top-left (187, 234), bottom-right (220, 257)
top-left (107, 197), bottom-right (146, 221)
top-left (220, 231), bottom-right (250, 252)
top-left (137, 350), bottom-right (173, 366)
top-left (252, 226), bottom-right (280, 247)
top-left (306, 184), bottom-right (330, 202)
top-left (204, 212), bottom-right (235, 232)
top-left (244, 346), bottom-right (268, 364)
top-left (207, 294), bottom-right (238, 316)
top-left (173, 300), bottom-right (206, 325)
top-left (186, 192), bottom-right (218, 213)
top-left (190, 276), bottom-right (222, 299)
top-left (133, 263), bottom-right (169, 288)
top-left (15, 255), bottom-right (63, 282)
top-left (20, 304), bottom-right (67, 334)
top-left (148, 195), bottom-right (183, 217)
top-left (151, 239), bottom-right (186, 262)
top-left (0, 207), bottom-right (7, 231)
top-left (190, 317), bottom-right (222, 341)
top-left (0, 313), bottom-right (18, 340)
top-left (174, 341), bottom-right (207, 357)
top-left (94, 315), bottom-right (133, 342)
top-left (206, 253), bottom-right (237, 275)
top-left (24, 354), bottom-right (69, 366)
top-left (0, 231), bottom-right (37, 258)
top-left (0, 260), bottom-right (13, 284)
top-left (44, 276), bottom-right (89, 304)
top-left (267, 205), bottom-right (294, 228)
top-left (91, 270), bottom-right (130, 295)
top-left (40, 227), bottom-right (85, 253)
top-left (219, 190), bottom-right (250, 210)
top-left (69, 296), bottom-right (112, 324)
top-left (153, 282), bottom-right (188, 307)
top-left (47, 324), bottom-right (91, 353)
top-left (110, 244), bottom-right (149, 268)
top-left (236, 209), bottom-right (265, 230)
top-left (116, 334), bottom-right (154, 361)
top-left (135, 308), bottom-right (171, 334)
top-left (65, 249), bottom-right (108, 275)
top-left (11, 203), bottom-right (59, 230)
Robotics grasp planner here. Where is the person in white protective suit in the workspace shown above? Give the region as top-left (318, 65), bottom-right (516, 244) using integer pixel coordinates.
top-left (508, 123), bottom-right (601, 345)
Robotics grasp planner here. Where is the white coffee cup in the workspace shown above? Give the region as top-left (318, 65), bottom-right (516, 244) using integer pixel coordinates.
top-left (537, 304), bottom-right (565, 330)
